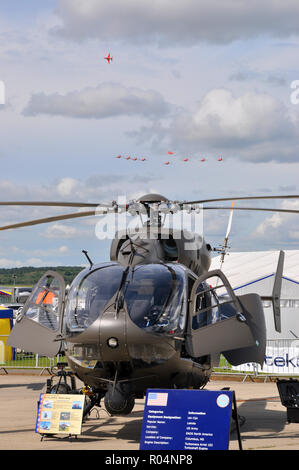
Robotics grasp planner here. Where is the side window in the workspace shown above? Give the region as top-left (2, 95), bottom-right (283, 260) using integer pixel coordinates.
top-left (192, 275), bottom-right (240, 330)
top-left (23, 274), bottom-right (63, 331)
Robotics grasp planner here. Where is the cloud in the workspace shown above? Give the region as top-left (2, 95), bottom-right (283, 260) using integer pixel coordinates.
top-left (42, 223), bottom-right (85, 239)
top-left (11, 245), bottom-right (69, 257)
top-left (57, 177), bottom-right (79, 197)
top-left (288, 230), bottom-right (299, 239)
top-left (133, 88), bottom-right (299, 163)
top-left (172, 89), bottom-right (294, 144)
top-left (252, 200), bottom-right (299, 242)
top-left (229, 71), bottom-right (287, 87)
top-left (254, 212), bottom-right (284, 236)
top-left (0, 258), bottom-right (23, 268)
top-left (53, 0), bottom-right (299, 45)
top-left (23, 83), bottom-right (171, 120)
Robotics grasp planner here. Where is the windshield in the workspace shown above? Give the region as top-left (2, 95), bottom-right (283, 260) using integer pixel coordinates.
top-left (124, 264), bottom-right (186, 335)
top-left (64, 262), bottom-right (187, 337)
top-left (64, 264), bottom-right (123, 335)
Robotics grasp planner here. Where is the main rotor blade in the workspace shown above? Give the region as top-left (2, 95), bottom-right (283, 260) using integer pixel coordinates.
top-left (183, 195), bottom-right (299, 205)
top-left (0, 210), bottom-right (98, 231)
top-left (0, 201), bottom-right (100, 208)
top-left (202, 206), bottom-right (299, 214)
top-left (1, 204), bottom-right (299, 232)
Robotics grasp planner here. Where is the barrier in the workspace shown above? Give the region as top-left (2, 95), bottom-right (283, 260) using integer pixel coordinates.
top-left (0, 341), bottom-right (65, 374)
top-left (215, 339), bottom-right (299, 379)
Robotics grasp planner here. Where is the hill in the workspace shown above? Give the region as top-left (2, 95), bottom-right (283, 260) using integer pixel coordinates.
top-left (0, 266), bottom-right (83, 286)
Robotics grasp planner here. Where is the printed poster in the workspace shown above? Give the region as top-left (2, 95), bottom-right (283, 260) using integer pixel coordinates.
top-left (140, 389), bottom-right (234, 450)
top-left (36, 393), bottom-right (85, 435)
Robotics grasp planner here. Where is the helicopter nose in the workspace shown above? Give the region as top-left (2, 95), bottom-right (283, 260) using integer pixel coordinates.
top-left (99, 309), bottom-right (131, 361)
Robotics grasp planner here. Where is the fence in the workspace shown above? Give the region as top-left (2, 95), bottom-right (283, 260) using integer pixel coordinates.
top-left (1, 336), bottom-right (299, 378)
top-left (213, 338), bottom-right (299, 379)
top-left (0, 334), bottom-right (66, 374)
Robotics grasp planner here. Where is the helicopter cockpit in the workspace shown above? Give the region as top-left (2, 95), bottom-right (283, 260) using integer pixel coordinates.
top-left (21, 275), bottom-right (61, 331)
top-left (64, 262), bottom-right (187, 337)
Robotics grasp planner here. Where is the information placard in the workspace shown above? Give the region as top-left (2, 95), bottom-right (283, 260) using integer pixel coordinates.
top-left (36, 393), bottom-right (85, 436)
top-left (140, 389), bottom-right (234, 450)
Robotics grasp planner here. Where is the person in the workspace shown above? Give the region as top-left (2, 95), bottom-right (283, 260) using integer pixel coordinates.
top-left (35, 287), bottom-right (58, 330)
top-left (36, 289), bottom-right (55, 305)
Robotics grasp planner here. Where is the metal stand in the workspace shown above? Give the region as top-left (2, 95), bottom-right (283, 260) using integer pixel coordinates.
top-left (231, 392), bottom-right (243, 450)
top-left (40, 433), bottom-right (77, 442)
top-left (46, 362), bottom-right (76, 394)
top-left (39, 367), bottom-right (52, 376)
top-left (222, 387), bottom-right (243, 450)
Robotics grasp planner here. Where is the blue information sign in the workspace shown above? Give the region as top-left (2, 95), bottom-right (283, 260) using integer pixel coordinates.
top-left (140, 389), bottom-right (234, 450)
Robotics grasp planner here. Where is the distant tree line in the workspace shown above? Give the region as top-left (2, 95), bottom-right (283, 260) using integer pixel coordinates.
top-left (0, 266), bottom-right (83, 286)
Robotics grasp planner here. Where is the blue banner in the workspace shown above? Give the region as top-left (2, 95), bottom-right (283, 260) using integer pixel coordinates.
top-left (140, 389), bottom-right (234, 450)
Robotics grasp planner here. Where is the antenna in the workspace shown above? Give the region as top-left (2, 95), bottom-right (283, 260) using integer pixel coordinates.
top-left (219, 200), bottom-right (235, 270)
top-left (82, 250), bottom-right (93, 269)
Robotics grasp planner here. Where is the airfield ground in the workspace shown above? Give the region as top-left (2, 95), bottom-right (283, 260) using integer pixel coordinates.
top-left (0, 372), bottom-right (299, 452)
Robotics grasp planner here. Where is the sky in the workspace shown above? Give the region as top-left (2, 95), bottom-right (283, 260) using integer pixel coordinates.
top-left (1, 0), bottom-right (299, 270)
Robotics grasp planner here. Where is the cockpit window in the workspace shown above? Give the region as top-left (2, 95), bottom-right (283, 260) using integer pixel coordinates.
top-left (192, 276), bottom-right (239, 330)
top-left (64, 262), bottom-right (187, 337)
top-left (124, 264), bottom-right (186, 335)
top-left (24, 274), bottom-right (62, 331)
top-left (64, 264), bottom-right (123, 335)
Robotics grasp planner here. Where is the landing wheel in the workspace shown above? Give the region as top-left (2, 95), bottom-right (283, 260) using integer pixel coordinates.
top-left (104, 393), bottom-right (135, 415)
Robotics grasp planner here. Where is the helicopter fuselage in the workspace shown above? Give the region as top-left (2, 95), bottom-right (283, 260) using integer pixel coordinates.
top-left (63, 261), bottom-right (213, 399)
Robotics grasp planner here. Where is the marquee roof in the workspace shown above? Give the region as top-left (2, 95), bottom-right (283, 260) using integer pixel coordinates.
top-left (210, 250), bottom-right (299, 289)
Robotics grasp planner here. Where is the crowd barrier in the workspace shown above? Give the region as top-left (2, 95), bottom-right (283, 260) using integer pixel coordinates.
top-left (1, 336), bottom-right (299, 378)
top-left (213, 338), bottom-right (299, 379)
top-left (0, 335), bottom-right (65, 374)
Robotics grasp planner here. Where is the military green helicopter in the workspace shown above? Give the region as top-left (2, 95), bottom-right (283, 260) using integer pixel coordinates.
top-left (5, 193), bottom-right (296, 415)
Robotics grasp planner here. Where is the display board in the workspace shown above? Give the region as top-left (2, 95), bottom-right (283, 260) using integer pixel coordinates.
top-left (140, 389), bottom-right (235, 450)
top-left (36, 393), bottom-right (85, 436)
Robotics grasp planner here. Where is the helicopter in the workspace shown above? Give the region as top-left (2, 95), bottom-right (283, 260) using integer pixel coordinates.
top-left (5, 192), bottom-right (299, 416)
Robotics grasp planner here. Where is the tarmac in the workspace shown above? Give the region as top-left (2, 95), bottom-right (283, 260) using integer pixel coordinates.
top-left (1, 371), bottom-right (299, 453)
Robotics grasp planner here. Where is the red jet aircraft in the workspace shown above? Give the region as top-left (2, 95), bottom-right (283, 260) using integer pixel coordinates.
top-left (105, 53), bottom-right (113, 64)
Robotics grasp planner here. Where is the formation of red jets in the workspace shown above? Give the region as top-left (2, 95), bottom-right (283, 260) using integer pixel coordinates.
top-left (162, 152), bottom-right (223, 165)
top-left (115, 152), bottom-right (223, 165)
top-left (116, 155), bottom-right (147, 162)
top-left (106, 55), bottom-right (224, 165)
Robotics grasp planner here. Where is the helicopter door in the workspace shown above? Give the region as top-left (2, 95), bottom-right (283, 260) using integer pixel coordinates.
top-left (8, 271), bottom-right (65, 357)
top-left (186, 269), bottom-right (256, 358)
